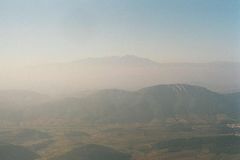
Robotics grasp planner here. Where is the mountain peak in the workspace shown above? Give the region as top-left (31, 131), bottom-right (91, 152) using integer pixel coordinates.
top-left (74, 55), bottom-right (159, 66)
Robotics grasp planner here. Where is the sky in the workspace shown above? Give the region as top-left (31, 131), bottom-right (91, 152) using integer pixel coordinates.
top-left (0, 0), bottom-right (239, 65)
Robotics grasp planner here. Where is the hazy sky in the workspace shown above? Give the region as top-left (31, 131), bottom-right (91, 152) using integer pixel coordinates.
top-left (0, 0), bottom-right (239, 65)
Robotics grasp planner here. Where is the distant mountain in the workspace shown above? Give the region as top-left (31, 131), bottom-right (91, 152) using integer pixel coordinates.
top-left (4, 55), bottom-right (240, 94)
top-left (0, 143), bottom-right (39, 160)
top-left (73, 55), bottom-right (159, 67)
top-left (29, 84), bottom-right (240, 124)
top-left (52, 144), bottom-right (131, 160)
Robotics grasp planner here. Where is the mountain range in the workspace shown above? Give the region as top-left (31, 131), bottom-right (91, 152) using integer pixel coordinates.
top-left (1, 55), bottom-right (240, 95)
top-left (1, 84), bottom-right (239, 124)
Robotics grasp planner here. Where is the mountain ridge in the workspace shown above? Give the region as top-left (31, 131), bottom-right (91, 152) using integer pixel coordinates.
top-left (4, 55), bottom-right (240, 94)
top-left (21, 84), bottom-right (240, 124)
